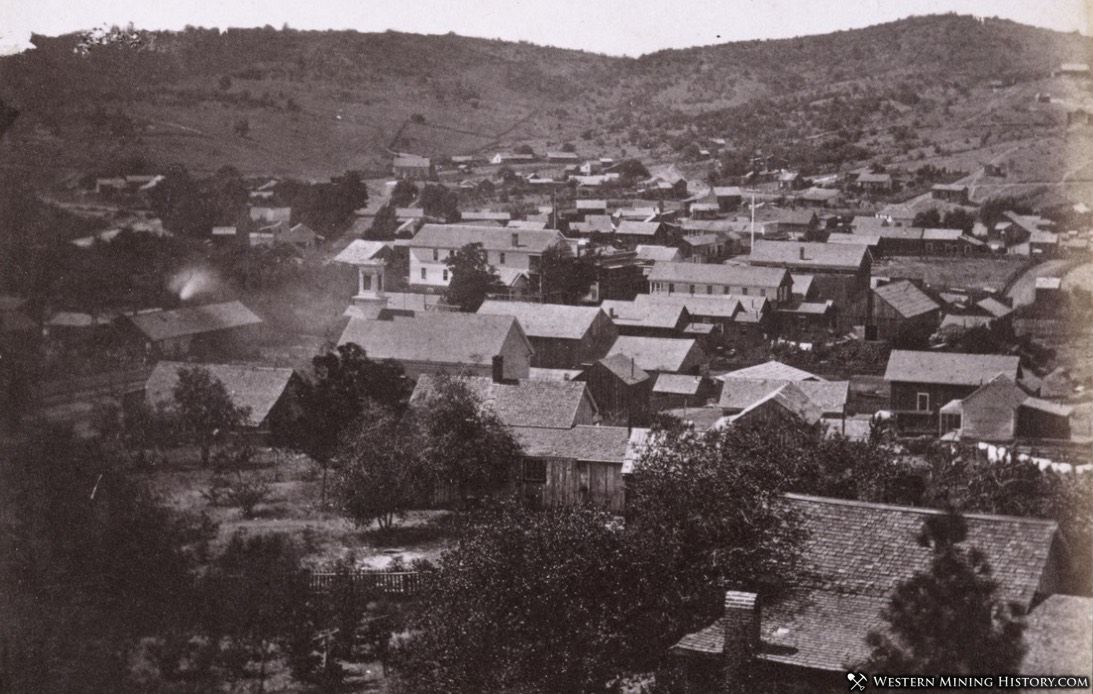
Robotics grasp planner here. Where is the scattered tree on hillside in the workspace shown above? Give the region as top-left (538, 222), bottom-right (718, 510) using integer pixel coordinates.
top-left (514, 144), bottom-right (534, 155)
top-left (281, 343), bottom-right (410, 505)
top-left (233, 117), bottom-right (251, 138)
top-left (390, 179), bottom-right (419, 208)
top-left (615, 158), bottom-right (650, 184)
top-left (443, 243), bottom-right (503, 312)
top-left (863, 510), bottom-right (1025, 675)
top-left (147, 165), bottom-right (217, 238)
top-left (173, 366), bottom-right (250, 466)
top-left (538, 241), bottom-right (597, 304)
top-left (912, 208), bottom-right (943, 228)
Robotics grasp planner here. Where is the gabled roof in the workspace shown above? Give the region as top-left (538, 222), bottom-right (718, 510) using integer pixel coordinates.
top-left (648, 262), bottom-right (788, 288)
top-left (786, 493), bottom-right (1057, 608)
top-left (393, 154), bottom-right (431, 167)
top-left (576, 199), bottom-right (608, 210)
top-left (338, 313), bottom-right (531, 367)
top-left (857, 172), bottom-right (892, 184)
top-left (976, 297), bottom-right (1013, 318)
top-left (460, 210), bottom-right (512, 222)
top-left (615, 220), bottom-right (663, 236)
top-left (510, 425), bottom-right (631, 463)
top-left (333, 240), bottom-right (391, 265)
top-left (719, 378), bottom-right (848, 416)
top-left (507, 220), bottom-right (548, 231)
top-left (411, 374), bottom-right (593, 429)
top-left (873, 280), bottom-right (940, 319)
top-left (607, 336), bottom-right (702, 373)
top-left (653, 373), bottom-right (705, 395)
top-left (595, 353), bottom-right (650, 386)
top-left (884, 350), bottom-right (1020, 386)
top-left (718, 360), bottom-right (822, 382)
top-left (939, 313), bottom-right (994, 331)
top-left (411, 224), bottom-right (565, 253)
top-left (790, 274), bottom-right (814, 297)
top-left (127, 301), bottom-right (262, 342)
top-left (601, 299), bottom-right (688, 330)
top-left (674, 494), bottom-right (1059, 671)
top-left (720, 382), bottom-right (823, 426)
top-left (477, 300), bottom-right (605, 341)
top-left (145, 361), bottom-right (295, 427)
top-left (634, 245), bottom-right (682, 263)
top-left (748, 240), bottom-right (869, 271)
top-left (713, 186), bottom-right (743, 197)
top-left (1022, 595), bottom-right (1093, 678)
top-left (922, 227), bottom-right (963, 241)
top-left (639, 293), bottom-right (744, 319)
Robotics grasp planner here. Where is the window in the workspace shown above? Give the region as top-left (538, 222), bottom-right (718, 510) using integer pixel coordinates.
top-left (742, 287), bottom-right (749, 295)
top-left (668, 283), bottom-right (675, 294)
top-left (524, 459), bottom-right (547, 483)
top-left (432, 248), bottom-right (439, 261)
top-left (499, 252), bottom-right (507, 264)
top-left (443, 269), bottom-right (449, 281)
top-left (759, 289), bottom-right (766, 297)
top-left (916, 392), bottom-right (930, 411)
top-left (706, 285), bottom-right (713, 295)
top-left (420, 268), bottom-right (427, 280)
top-left (511, 233), bottom-right (520, 247)
top-left (689, 284), bottom-right (695, 295)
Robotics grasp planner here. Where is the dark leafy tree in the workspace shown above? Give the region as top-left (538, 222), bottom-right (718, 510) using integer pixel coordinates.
top-left (625, 420), bottom-right (805, 636)
top-left (0, 428), bottom-right (214, 694)
top-left (912, 208), bottom-right (943, 228)
top-left (943, 208), bottom-right (976, 234)
top-left (443, 243), bottom-right (503, 312)
top-left (173, 366), bottom-right (250, 466)
top-left (147, 165), bottom-right (217, 237)
top-left (366, 203), bottom-right (399, 240)
top-left (419, 183), bottom-right (460, 222)
top-left (414, 374), bottom-right (523, 507)
top-left (864, 510), bottom-right (1025, 675)
top-left (390, 179), bottom-right (418, 208)
top-left (615, 158), bottom-right (650, 183)
top-left (539, 242), bottom-right (597, 304)
top-left (201, 533), bottom-right (310, 693)
top-left (393, 503), bottom-right (650, 693)
top-left (334, 405), bottom-right (430, 531)
top-left (282, 343), bottom-right (410, 505)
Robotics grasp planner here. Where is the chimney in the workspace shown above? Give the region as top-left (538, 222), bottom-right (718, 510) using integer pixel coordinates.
top-left (798, 246), bottom-right (806, 260)
top-left (722, 591), bottom-right (760, 693)
top-left (491, 355), bottom-right (505, 383)
top-left (511, 232), bottom-right (520, 247)
top-left (608, 307), bottom-right (616, 318)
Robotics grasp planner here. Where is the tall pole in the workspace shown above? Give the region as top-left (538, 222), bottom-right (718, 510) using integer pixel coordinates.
top-left (750, 193), bottom-right (756, 249)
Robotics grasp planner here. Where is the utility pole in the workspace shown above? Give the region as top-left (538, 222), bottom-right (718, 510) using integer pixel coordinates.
top-left (750, 193), bottom-right (756, 249)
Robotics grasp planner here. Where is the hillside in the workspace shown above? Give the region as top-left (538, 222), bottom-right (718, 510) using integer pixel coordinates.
top-left (1, 14), bottom-right (1091, 187)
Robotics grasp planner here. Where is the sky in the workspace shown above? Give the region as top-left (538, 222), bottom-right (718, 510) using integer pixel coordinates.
top-left (0, 0), bottom-right (1089, 57)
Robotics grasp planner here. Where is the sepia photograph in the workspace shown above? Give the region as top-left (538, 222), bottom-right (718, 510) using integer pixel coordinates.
top-left (0, 1), bottom-right (1091, 692)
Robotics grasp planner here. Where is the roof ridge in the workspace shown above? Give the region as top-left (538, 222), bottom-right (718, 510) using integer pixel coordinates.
top-left (784, 492), bottom-right (1058, 527)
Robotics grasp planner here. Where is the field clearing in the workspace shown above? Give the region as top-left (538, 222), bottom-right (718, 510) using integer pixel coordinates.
top-left (874, 255), bottom-right (1029, 292)
top-left (142, 447), bottom-right (454, 569)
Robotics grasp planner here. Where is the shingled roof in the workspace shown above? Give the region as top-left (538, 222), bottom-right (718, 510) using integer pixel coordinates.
top-left (595, 353), bottom-right (650, 386)
top-left (884, 350), bottom-right (1021, 386)
top-left (747, 240), bottom-right (869, 271)
top-left (338, 313), bottom-right (531, 368)
top-left (718, 360), bottom-right (822, 382)
top-left (675, 494), bottom-right (1060, 671)
top-left (719, 382), bottom-right (823, 427)
top-left (510, 425), bottom-right (631, 463)
top-left (719, 379), bottom-right (848, 416)
top-left (333, 240), bottom-right (391, 265)
top-left (145, 361), bottom-right (295, 427)
top-left (648, 262), bottom-right (789, 288)
top-left (127, 301), bottom-right (262, 342)
top-left (410, 224), bottom-right (565, 253)
top-left (477, 300), bottom-right (605, 341)
top-left (411, 374), bottom-right (594, 429)
top-left (873, 280), bottom-right (940, 319)
top-left (607, 336), bottom-right (704, 373)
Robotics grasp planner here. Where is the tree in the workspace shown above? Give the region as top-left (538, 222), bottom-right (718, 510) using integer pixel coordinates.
top-left (334, 405), bottom-right (429, 531)
top-left (514, 143), bottom-right (534, 155)
top-left (912, 208), bottom-right (942, 228)
top-left (147, 165), bottom-right (217, 237)
top-left (419, 183), bottom-right (460, 222)
top-left (864, 510), bottom-right (1025, 675)
top-left (202, 533), bottom-right (310, 693)
top-left (393, 503), bottom-right (648, 693)
top-left (414, 375), bottom-right (523, 507)
top-left (624, 420), bottom-right (805, 636)
top-left (443, 243), bottom-right (503, 312)
top-left (615, 158), bottom-right (650, 183)
top-left (390, 179), bottom-right (418, 208)
top-left (943, 208), bottom-right (976, 234)
top-left (173, 366), bottom-right (250, 466)
top-left (1, 428), bottom-right (213, 693)
top-left (234, 117), bottom-right (251, 138)
top-left (539, 242), bottom-right (596, 304)
top-left (282, 343), bottom-right (410, 505)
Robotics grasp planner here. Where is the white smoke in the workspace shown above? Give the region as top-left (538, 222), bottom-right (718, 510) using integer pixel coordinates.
top-left (168, 267), bottom-right (219, 301)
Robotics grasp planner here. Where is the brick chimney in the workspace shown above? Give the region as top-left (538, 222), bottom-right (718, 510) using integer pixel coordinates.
top-left (722, 591), bottom-right (760, 693)
top-left (798, 245), bottom-right (806, 260)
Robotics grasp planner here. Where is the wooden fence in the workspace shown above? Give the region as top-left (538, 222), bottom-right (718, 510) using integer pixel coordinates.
top-left (308, 570), bottom-right (426, 596)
